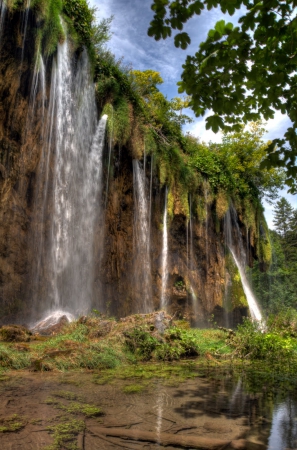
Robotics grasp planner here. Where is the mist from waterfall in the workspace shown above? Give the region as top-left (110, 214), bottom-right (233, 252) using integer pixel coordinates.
top-left (133, 159), bottom-right (152, 313)
top-left (160, 187), bottom-right (168, 310)
top-left (31, 40), bottom-right (107, 321)
top-left (224, 206), bottom-right (262, 322)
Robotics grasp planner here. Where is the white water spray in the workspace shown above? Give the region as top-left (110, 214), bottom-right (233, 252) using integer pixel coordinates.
top-left (161, 187), bottom-right (168, 309)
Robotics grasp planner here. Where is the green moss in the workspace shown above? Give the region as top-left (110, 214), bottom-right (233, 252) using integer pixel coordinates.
top-left (122, 384), bottom-right (145, 394)
top-left (225, 253), bottom-right (248, 309)
top-left (45, 418), bottom-right (85, 450)
top-left (215, 189), bottom-right (229, 220)
top-left (45, 395), bottom-right (103, 418)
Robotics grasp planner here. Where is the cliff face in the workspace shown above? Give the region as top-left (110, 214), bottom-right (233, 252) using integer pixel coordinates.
top-left (0, 9), bottom-right (249, 326)
top-left (0, 9), bottom-right (45, 320)
top-left (97, 146), bottom-right (248, 326)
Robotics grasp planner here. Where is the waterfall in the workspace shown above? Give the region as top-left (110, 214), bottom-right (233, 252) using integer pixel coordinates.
top-left (160, 187), bottom-right (168, 309)
top-left (105, 105), bottom-right (113, 208)
top-left (26, 53), bottom-right (46, 135)
top-left (188, 195), bottom-right (199, 322)
top-left (0, 0), bottom-right (6, 44)
top-left (133, 159), bottom-right (152, 313)
top-left (148, 155), bottom-right (153, 250)
top-left (224, 206), bottom-right (262, 322)
top-left (20, 0), bottom-right (31, 67)
top-left (203, 181), bottom-right (209, 276)
top-left (31, 40), bottom-right (106, 322)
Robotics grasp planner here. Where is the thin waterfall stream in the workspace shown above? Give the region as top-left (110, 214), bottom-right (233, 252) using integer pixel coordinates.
top-left (160, 187), bottom-right (168, 310)
top-left (224, 206), bottom-right (262, 323)
top-left (0, 0), bottom-right (7, 44)
top-left (133, 159), bottom-right (152, 313)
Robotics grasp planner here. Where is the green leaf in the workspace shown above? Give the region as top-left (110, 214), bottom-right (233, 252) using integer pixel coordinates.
top-left (214, 20), bottom-right (226, 36)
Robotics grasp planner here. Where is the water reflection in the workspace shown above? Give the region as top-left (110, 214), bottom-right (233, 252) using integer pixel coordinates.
top-left (268, 400), bottom-right (297, 450)
top-left (0, 369), bottom-right (297, 449)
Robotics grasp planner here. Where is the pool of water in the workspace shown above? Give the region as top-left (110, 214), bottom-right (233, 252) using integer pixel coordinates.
top-left (0, 366), bottom-right (296, 449)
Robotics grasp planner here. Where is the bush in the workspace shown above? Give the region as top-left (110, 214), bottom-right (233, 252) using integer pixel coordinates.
top-left (230, 318), bottom-right (296, 360)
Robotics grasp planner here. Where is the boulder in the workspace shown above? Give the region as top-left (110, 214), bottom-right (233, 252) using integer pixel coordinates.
top-left (32, 315), bottom-right (69, 336)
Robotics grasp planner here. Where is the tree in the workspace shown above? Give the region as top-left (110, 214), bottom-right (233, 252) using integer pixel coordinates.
top-left (148, 0), bottom-right (297, 192)
top-left (273, 198), bottom-right (294, 239)
top-left (131, 70), bottom-right (193, 129)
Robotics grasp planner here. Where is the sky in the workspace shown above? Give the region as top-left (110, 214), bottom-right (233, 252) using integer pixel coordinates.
top-left (89, 0), bottom-right (296, 227)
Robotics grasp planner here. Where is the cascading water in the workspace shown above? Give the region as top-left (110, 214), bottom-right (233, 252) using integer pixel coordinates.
top-left (203, 181), bottom-right (210, 276)
top-left (148, 155), bottom-right (153, 240)
top-left (20, 0), bottom-right (31, 67)
top-left (31, 39), bottom-right (107, 324)
top-left (188, 195), bottom-right (199, 322)
top-left (26, 53), bottom-right (46, 135)
top-left (224, 206), bottom-right (262, 323)
top-left (133, 159), bottom-right (152, 313)
top-left (105, 105), bottom-right (113, 208)
top-left (160, 187), bottom-right (168, 309)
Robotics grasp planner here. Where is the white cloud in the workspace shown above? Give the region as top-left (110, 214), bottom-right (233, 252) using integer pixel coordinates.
top-left (186, 112), bottom-right (223, 143)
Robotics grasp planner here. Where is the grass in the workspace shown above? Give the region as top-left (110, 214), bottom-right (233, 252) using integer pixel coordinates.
top-left (0, 415), bottom-right (25, 433)
top-left (45, 418), bottom-right (85, 450)
top-left (122, 383), bottom-right (146, 394)
top-left (1, 312), bottom-right (297, 398)
top-left (0, 313), bottom-right (232, 374)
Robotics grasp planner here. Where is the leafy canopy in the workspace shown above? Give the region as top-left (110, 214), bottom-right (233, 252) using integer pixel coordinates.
top-left (148, 0), bottom-right (297, 192)
top-left (186, 122), bottom-right (284, 199)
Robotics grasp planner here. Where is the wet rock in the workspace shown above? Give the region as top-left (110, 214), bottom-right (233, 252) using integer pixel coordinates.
top-left (32, 315), bottom-right (69, 336)
top-left (0, 324), bottom-right (32, 342)
top-left (154, 311), bottom-right (170, 335)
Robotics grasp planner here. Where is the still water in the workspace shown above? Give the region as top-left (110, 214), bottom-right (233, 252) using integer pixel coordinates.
top-left (0, 366), bottom-right (296, 449)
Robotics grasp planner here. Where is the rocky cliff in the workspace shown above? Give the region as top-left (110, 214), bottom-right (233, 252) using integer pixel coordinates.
top-left (0, 5), bottom-right (252, 326)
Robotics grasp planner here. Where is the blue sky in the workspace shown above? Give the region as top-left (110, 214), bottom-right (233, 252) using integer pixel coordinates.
top-left (89, 0), bottom-right (296, 227)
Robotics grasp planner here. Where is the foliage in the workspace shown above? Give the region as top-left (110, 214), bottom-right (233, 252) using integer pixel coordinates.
top-left (251, 198), bottom-right (297, 313)
top-left (273, 197), bottom-right (295, 238)
top-left (148, 0), bottom-right (297, 192)
top-left (230, 317), bottom-right (297, 361)
top-left (124, 328), bottom-right (158, 361)
top-left (63, 0), bottom-right (111, 50)
top-left (10, 0), bottom-right (113, 64)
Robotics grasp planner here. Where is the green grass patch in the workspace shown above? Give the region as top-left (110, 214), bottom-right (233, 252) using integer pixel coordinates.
top-left (122, 384), bottom-right (146, 394)
top-left (45, 418), bottom-right (85, 450)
